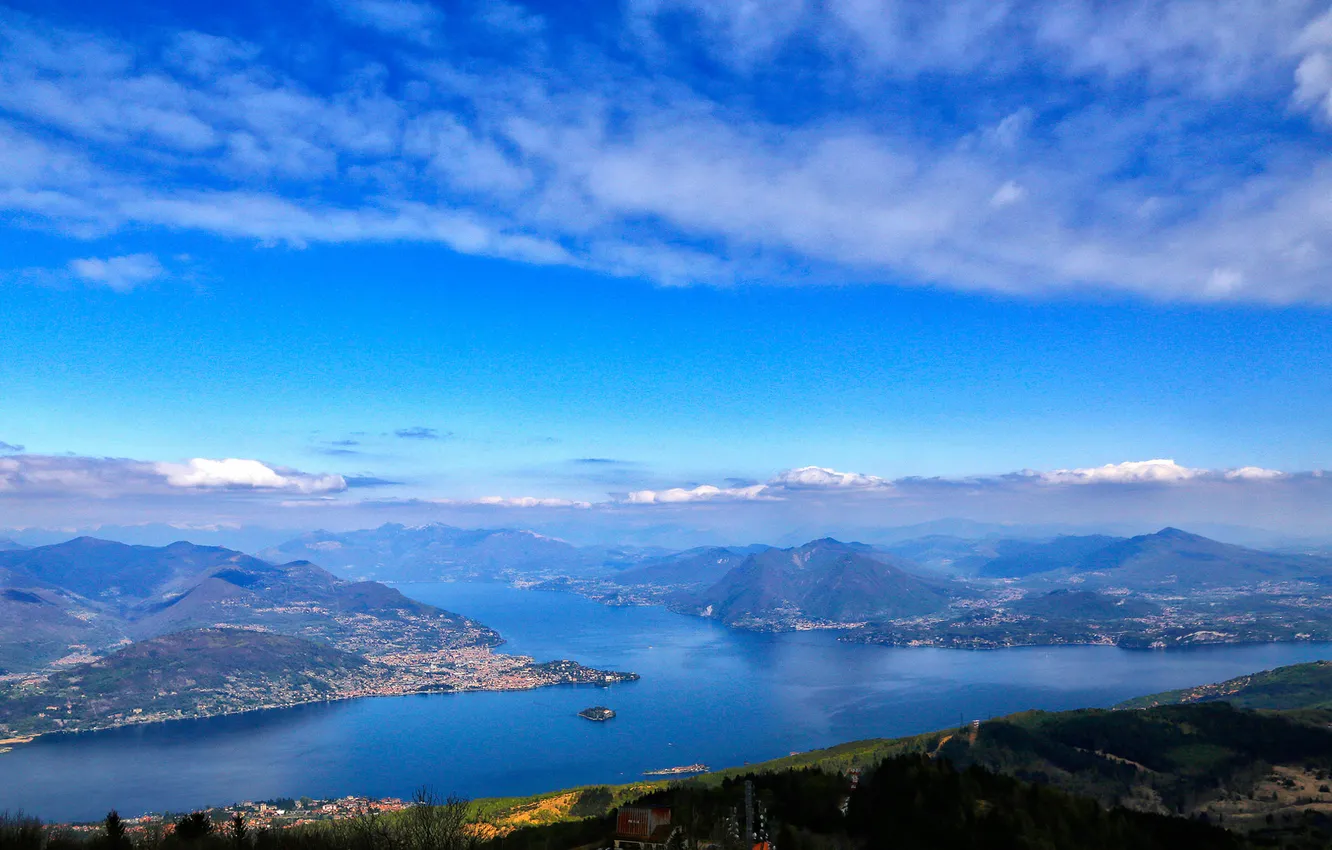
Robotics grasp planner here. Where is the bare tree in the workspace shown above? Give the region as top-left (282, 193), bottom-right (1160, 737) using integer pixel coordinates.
top-left (345, 800), bottom-right (397, 850)
top-left (403, 787), bottom-right (472, 850)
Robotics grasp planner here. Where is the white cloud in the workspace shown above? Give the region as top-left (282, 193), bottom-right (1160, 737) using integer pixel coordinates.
top-left (154, 458), bottom-right (346, 493)
top-left (627, 484), bottom-right (770, 503)
top-left (1293, 10), bottom-right (1332, 120)
top-left (0, 453), bottom-right (349, 498)
top-left (990, 180), bottom-right (1025, 208)
top-left (67, 253), bottom-right (164, 291)
top-left (1224, 466), bottom-right (1287, 480)
top-left (768, 466), bottom-right (890, 490)
top-left (1037, 458), bottom-right (1205, 484)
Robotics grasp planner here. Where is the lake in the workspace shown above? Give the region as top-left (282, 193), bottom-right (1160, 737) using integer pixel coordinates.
top-left (3, 582), bottom-right (1332, 822)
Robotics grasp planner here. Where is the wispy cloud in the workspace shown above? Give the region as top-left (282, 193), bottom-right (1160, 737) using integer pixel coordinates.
top-left (472, 495), bottom-right (591, 508)
top-left (330, 0), bottom-right (442, 44)
top-left (344, 475), bottom-right (403, 487)
top-left (0, 441), bottom-right (23, 453)
top-left (2, 4), bottom-right (1332, 301)
top-left (67, 253), bottom-right (164, 291)
top-left (473, 0), bottom-right (545, 35)
top-left (394, 426), bottom-right (448, 440)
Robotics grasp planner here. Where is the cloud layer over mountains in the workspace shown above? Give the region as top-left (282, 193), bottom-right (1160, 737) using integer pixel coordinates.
top-left (3, 451), bottom-right (1329, 542)
top-left (5, 1), bottom-right (1332, 301)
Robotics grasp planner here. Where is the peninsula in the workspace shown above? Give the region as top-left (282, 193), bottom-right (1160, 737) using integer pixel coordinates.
top-left (0, 539), bottom-right (638, 742)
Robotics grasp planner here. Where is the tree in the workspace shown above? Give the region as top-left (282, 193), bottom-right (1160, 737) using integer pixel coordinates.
top-left (346, 803), bottom-right (397, 850)
top-left (403, 787), bottom-right (472, 850)
top-left (103, 811), bottom-right (129, 850)
top-left (174, 813), bottom-right (214, 842)
top-left (227, 814), bottom-right (248, 849)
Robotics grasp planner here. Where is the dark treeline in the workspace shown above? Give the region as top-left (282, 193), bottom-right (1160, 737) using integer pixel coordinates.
top-left (5, 756), bottom-right (1307, 850)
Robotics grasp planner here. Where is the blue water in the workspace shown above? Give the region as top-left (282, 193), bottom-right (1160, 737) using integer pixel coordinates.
top-left (4, 582), bottom-right (1332, 822)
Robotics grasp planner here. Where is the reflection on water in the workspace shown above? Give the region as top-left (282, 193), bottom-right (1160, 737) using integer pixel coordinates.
top-left (3, 581), bottom-right (1330, 822)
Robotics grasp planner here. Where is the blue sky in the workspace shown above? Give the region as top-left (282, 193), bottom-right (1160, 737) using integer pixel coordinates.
top-left (2, 0), bottom-right (1331, 543)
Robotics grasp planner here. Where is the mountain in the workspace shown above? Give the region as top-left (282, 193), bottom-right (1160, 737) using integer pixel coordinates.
top-left (0, 537), bottom-right (499, 671)
top-left (0, 628), bottom-right (392, 738)
top-left (1011, 589), bottom-right (1159, 620)
top-left (0, 537), bottom-right (260, 602)
top-left (675, 538), bottom-right (954, 627)
top-left (1119, 660), bottom-right (1332, 711)
top-left (610, 546), bottom-right (765, 587)
top-left (974, 534), bottom-right (1128, 578)
top-left (0, 584), bottom-right (126, 674)
top-left (1065, 527), bottom-right (1332, 589)
top-left (0, 538), bottom-right (26, 551)
top-left (881, 528), bottom-right (1332, 589)
top-left (259, 523), bottom-right (604, 581)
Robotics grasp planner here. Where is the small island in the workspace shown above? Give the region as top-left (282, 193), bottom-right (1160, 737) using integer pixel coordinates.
top-left (644, 763), bottom-right (709, 776)
top-left (578, 706), bottom-right (616, 721)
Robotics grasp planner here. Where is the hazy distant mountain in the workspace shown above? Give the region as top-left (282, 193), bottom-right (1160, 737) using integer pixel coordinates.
top-left (882, 528), bottom-right (1332, 589)
top-left (675, 538), bottom-right (953, 627)
top-left (260, 522), bottom-right (610, 581)
top-left (879, 534), bottom-right (1124, 578)
top-left (1066, 528), bottom-right (1332, 589)
top-left (975, 535), bottom-right (1128, 578)
top-left (0, 538), bottom-right (26, 551)
top-left (0, 537), bottom-right (496, 672)
top-left (0, 537), bottom-right (279, 602)
top-left (612, 545), bottom-right (771, 587)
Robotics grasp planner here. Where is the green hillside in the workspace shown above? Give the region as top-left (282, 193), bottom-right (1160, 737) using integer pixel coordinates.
top-left (0, 628), bottom-right (393, 738)
top-left (1118, 660), bottom-right (1332, 711)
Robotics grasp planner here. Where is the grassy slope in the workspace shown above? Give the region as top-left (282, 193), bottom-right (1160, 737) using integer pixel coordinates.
top-left (463, 700), bottom-right (1332, 841)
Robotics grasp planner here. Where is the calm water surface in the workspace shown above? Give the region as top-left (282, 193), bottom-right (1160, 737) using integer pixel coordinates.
top-left (4, 582), bottom-right (1332, 821)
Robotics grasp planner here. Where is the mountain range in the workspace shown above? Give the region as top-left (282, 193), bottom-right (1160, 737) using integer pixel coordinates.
top-left (258, 523), bottom-right (652, 581)
top-left (257, 523), bottom-right (1332, 596)
top-left (882, 527), bottom-right (1332, 589)
top-left (10, 524), bottom-right (1332, 669)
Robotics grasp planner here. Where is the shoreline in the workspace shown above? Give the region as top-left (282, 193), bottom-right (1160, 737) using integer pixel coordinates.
top-left (0, 672), bottom-right (638, 751)
top-left (520, 579), bottom-right (1332, 651)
